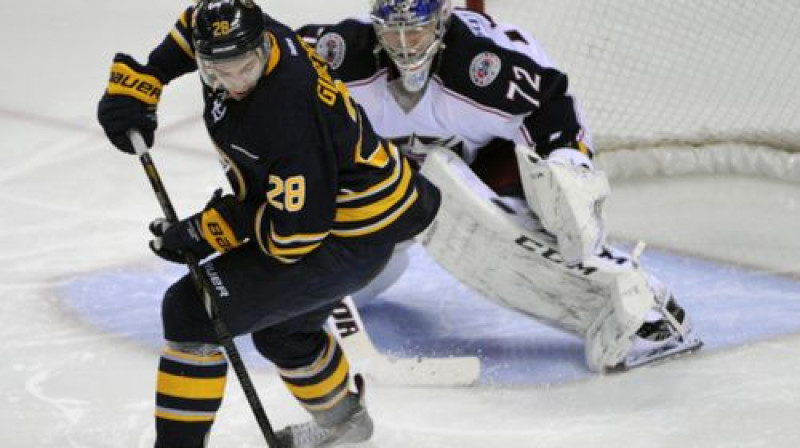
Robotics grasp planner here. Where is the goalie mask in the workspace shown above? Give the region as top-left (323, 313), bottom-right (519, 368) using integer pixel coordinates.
top-left (370, 0), bottom-right (452, 93)
top-left (193, 0), bottom-right (270, 99)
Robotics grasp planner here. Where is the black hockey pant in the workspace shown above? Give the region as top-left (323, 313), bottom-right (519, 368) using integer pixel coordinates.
top-left (153, 238), bottom-right (393, 448)
top-left (161, 236), bottom-right (394, 361)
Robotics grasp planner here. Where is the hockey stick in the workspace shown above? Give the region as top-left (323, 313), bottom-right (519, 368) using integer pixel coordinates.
top-left (327, 296), bottom-right (481, 386)
top-left (129, 132), bottom-right (281, 447)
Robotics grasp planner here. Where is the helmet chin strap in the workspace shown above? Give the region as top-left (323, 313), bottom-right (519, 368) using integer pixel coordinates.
top-left (400, 59), bottom-right (433, 92)
top-left (392, 40), bottom-right (443, 94)
top-left (387, 57), bottom-right (435, 113)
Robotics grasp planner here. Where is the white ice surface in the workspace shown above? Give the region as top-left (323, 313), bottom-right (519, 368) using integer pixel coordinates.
top-left (2, 1), bottom-right (800, 447)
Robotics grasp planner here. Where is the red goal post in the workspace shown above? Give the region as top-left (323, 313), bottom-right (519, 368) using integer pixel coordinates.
top-left (464, 0), bottom-right (484, 12)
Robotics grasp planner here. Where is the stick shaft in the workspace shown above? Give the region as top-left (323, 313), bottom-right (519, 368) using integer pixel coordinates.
top-left (132, 133), bottom-right (280, 446)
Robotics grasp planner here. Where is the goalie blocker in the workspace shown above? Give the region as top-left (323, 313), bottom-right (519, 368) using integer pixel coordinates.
top-left (418, 146), bottom-right (701, 371)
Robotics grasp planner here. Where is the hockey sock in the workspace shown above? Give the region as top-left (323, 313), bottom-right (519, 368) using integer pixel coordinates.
top-left (154, 346), bottom-right (228, 448)
top-left (277, 332), bottom-right (356, 427)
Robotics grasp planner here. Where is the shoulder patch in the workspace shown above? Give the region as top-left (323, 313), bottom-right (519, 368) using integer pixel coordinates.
top-left (469, 51), bottom-right (502, 87)
top-left (315, 32), bottom-right (347, 70)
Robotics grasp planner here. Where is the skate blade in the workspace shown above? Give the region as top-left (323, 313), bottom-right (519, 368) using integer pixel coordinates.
top-left (612, 336), bottom-right (704, 372)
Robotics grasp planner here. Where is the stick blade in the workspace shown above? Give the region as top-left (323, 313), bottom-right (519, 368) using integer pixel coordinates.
top-left (328, 296), bottom-right (481, 387)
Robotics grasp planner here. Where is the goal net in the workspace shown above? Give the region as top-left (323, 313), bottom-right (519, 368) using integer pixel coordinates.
top-left (471, 1), bottom-right (800, 182)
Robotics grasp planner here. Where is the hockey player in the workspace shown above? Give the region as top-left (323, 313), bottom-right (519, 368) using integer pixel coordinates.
top-left (96, 1), bottom-right (440, 447)
top-left (296, 0), bottom-right (702, 371)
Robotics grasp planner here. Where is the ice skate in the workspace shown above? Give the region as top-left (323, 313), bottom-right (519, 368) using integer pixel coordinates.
top-left (277, 375), bottom-right (373, 448)
top-left (636, 297), bottom-right (688, 342)
top-left (623, 295), bottom-right (703, 370)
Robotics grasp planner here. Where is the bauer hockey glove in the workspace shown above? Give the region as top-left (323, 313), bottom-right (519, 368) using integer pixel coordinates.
top-left (97, 53), bottom-right (164, 154)
top-left (148, 190), bottom-right (251, 264)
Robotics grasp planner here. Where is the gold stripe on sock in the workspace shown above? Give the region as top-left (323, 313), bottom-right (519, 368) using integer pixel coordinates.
top-left (285, 355), bottom-right (349, 400)
top-left (157, 372), bottom-right (226, 400)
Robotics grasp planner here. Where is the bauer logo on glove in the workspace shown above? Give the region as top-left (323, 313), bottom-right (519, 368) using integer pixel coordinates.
top-left (200, 207), bottom-right (243, 253)
top-left (108, 64), bottom-right (163, 105)
top-left (97, 53), bottom-right (165, 154)
top-left (148, 189), bottom-right (251, 264)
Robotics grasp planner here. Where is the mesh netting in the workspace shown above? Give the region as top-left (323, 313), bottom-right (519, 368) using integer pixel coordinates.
top-left (485, 1), bottom-right (800, 155)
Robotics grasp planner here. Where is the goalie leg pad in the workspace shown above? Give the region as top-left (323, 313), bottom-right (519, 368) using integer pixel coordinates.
top-left (419, 147), bottom-right (612, 336)
top-left (419, 147), bottom-right (640, 337)
top-left (584, 268), bottom-right (656, 371)
top-left (419, 147), bottom-right (701, 372)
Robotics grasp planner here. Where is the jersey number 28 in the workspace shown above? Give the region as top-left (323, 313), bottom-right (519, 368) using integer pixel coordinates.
top-left (267, 175), bottom-right (306, 212)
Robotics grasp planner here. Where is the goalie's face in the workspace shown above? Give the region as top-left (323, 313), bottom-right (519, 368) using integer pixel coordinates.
top-left (370, 0), bottom-right (451, 92)
top-left (197, 46), bottom-right (268, 100)
top-left (375, 20), bottom-right (438, 72)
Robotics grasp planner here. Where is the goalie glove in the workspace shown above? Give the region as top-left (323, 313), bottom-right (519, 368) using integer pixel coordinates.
top-left (148, 190), bottom-right (250, 264)
top-left (516, 146), bottom-right (610, 265)
top-left (547, 147), bottom-right (594, 171)
top-left (97, 53), bottom-right (164, 154)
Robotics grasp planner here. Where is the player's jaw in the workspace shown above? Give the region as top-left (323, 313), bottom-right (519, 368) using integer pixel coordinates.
top-left (213, 52), bottom-right (265, 100)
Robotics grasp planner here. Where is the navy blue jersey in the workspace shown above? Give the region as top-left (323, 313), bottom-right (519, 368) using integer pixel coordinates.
top-left (146, 8), bottom-right (439, 263)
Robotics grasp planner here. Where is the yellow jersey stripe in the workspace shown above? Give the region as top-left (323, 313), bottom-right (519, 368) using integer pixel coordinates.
top-left (255, 207), bottom-right (327, 261)
top-left (336, 143), bottom-right (402, 204)
top-left (267, 238), bottom-right (321, 257)
top-left (270, 253), bottom-right (301, 264)
top-left (335, 157), bottom-right (413, 223)
top-left (170, 28), bottom-right (194, 60)
top-left (356, 140), bottom-right (390, 169)
top-left (269, 223), bottom-right (328, 245)
top-left (255, 207), bottom-right (312, 261)
top-left (178, 9), bottom-right (189, 28)
top-left (267, 223), bottom-right (325, 256)
top-left (332, 188), bottom-right (419, 238)
top-left (157, 372), bottom-right (226, 400)
top-left (255, 203), bottom-right (269, 255)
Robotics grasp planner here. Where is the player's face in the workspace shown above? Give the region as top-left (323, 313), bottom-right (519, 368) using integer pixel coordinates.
top-left (377, 20), bottom-right (437, 68)
top-left (210, 51), bottom-right (266, 100)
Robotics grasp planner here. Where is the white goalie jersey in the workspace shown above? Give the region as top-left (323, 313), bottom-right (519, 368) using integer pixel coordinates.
top-left (299, 8), bottom-right (593, 165)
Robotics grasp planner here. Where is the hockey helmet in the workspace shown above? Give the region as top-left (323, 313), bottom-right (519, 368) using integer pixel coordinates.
top-left (370, 0), bottom-right (452, 92)
top-left (193, 0), bottom-right (271, 98)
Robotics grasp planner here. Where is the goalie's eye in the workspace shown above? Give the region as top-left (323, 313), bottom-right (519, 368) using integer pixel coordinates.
top-left (377, 21), bottom-right (437, 57)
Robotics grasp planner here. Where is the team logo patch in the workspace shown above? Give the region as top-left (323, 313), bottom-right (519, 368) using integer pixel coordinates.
top-left (469, 51), bottom-right (502, 87)
top-left (316, 33), bottom-right (346, 70)
top-left (211, 96), bottom-right (227, 123)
